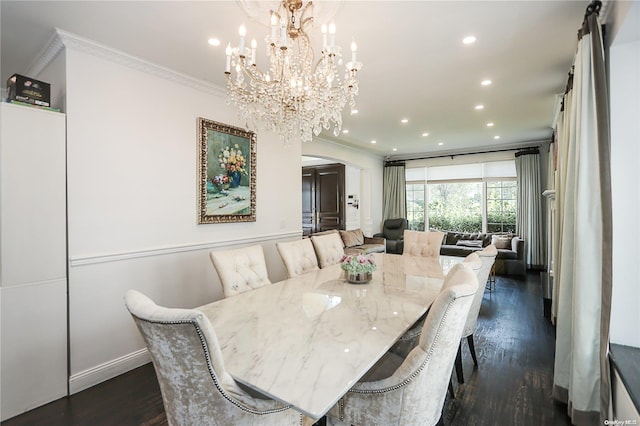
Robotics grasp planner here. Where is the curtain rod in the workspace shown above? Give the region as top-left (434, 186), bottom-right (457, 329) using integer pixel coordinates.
top-left (514, 147), bottom-right (540, 157)
top-left (385, 145), bottom-right (541, 164)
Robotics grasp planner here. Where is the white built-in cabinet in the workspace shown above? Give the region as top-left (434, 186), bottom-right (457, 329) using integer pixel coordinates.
top-left (1, 102), bottom-right (67, 421)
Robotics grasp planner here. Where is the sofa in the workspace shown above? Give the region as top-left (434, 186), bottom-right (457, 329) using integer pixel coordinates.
top-left (439, 231), bottom-right (526, 276)
top-left (309, 229), bottom-right (386, 255)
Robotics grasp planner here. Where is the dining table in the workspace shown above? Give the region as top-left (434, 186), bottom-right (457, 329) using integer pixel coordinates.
top-left (197, 253), bottom-right (464, 420)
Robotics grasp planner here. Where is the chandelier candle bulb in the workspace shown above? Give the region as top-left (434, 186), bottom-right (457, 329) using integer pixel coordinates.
top-left (351, 40), bottom-right (357, 62)
top-left (238, 25), bottom-right (246, 55)
top-left (329, 23), bottom-right (336, 49)
top-left (225, 43), bottom-right (232, 73)
top-left (321, 24), bottom-right (328, 50)
top-left (271, 13), bottom-right (278, 42)
top-left (250, 38), bottom-right (257, 65)
top-left (280, 18), bottom-right (287, 46)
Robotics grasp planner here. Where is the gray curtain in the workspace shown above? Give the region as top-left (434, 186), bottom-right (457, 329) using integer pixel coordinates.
top-left (382, 164), bottom-right (406, 220)
top-left (552, 3), bottom-right (612, 424)
top-left (515, 150), bottom-right (544, 268)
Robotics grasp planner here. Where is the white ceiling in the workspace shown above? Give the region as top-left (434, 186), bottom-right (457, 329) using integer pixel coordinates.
top-left (1, 0), bottom-right (590, 158)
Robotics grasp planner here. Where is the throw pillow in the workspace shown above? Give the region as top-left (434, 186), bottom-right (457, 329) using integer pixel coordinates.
top-left (340, 229), bottom-right (364, 248)
top-left (491, 235), bottom-right (512, 250)
top-left (456, 240), bottom-right (483, 248)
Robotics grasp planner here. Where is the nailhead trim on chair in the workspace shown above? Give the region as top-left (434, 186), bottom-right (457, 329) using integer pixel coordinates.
top-left (347, 298), bottom-right (455, 396)
top-left (133, 315), bottom-right (300, 421)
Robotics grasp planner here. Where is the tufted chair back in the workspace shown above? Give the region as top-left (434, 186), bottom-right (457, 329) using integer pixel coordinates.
top-left (124, 290), bottom-right (301, 426)
top-left (461, 252), bottom-right (482, 272)
top-left (277, 239), bottom-right (320, 278)
top-left (402, 230), bottom-right (445, 258)
top-left (209, 245), bottom-right (271, 298)
top-left (310, 232), bottom-right (345, 268)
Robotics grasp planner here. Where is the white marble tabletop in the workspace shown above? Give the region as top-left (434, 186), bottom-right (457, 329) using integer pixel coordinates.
top-left (197, 253), bottom-right (463, 419)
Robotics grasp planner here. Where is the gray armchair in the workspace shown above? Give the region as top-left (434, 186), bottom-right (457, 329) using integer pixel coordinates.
top-left (374, 218), bottom-right (408, 254)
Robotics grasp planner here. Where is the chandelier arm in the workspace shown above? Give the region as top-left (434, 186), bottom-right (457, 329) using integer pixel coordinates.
top-left (300, 1), bottom-right (313, 22)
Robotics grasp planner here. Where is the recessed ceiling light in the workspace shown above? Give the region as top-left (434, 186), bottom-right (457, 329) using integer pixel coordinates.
top-left (342, 129), bottom-right (349, 134)
top-left (494, 135), bottom-right (501, 139)
top-left (370, 140), bottom-right (376, 144)
top-left (208, 38), bottom-right (221, 46)
top-left (486, 122), bottom-right (494, 127)
top-left (351, 109), bottom-right (359, 115)
top-left (463, 35), bottom-right (477, 45)
top-left (401, 118), bottom-right (409, 124)
top-left (438, 142), bottom-right (444, 146)
top-left (422, 132), bottom-right (429, 137)
top-left (392, 148), bottom-right (398, 151)
top-left (481, 79), bottom-right (492, 86)
top-left (475, 104), bottom-right (484, 110)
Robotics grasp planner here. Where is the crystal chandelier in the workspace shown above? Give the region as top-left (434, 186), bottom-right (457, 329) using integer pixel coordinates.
top-left (225, 0), bottom-right (362, 144)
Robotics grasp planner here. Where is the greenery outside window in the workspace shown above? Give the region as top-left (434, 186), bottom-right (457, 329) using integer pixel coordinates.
top-left (486, 180), bottom-right (517, 232)
top-left (405, 179), bottom-right (516, 233)
top-left (406, 183), bottom-right (425, 231)
top-left (428, 182), bottom-right (482, 232)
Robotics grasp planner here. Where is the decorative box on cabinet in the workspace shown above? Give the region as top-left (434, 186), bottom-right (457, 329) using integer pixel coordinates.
top-left (0, 102), bottom-right (67, 421)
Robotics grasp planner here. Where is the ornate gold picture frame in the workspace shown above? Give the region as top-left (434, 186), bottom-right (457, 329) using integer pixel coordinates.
top-left (197, 118), bottom-right (256, 224)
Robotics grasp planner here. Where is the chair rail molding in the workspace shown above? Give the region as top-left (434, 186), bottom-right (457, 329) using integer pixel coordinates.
top-left (69, 230), bottom-right (302, 267)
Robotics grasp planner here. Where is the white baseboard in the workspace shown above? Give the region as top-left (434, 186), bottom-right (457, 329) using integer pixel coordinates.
top-left (69, 348), bottom-right (150, 394)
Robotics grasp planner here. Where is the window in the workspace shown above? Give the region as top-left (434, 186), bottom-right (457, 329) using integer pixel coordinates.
top-left (486, 180), bottom-right (517, 233)
top-left (405, 161), bottom-right (517, 233)
top-left (406, 183), bottom-right (425, 231)
top-left (428, 182), bottom-right (482, 232)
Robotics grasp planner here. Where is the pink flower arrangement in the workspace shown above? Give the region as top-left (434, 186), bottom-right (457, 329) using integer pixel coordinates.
top-left (339, 254), bottom-right (377, 274)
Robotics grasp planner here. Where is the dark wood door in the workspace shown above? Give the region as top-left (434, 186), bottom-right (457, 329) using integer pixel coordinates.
top-left (302, 169), bottom-right (315, 236)
top-left (302, 164), bottom-right (345, 235)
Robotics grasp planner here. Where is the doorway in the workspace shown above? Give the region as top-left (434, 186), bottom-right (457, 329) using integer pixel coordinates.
top-left (302, 163), bottom-right (345, 236)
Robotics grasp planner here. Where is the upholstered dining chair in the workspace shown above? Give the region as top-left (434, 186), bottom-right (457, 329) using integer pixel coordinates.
top-left (391, 252), bottom-right (482, 359)
top-left (124, 290), bottom-right (302, 426)
top-left (454, 244), bottom-right (498, 384)
top-left (310, 232), bottom-right (345, 268)
top-left (209, 244), bottom-right (271, 298)
top-left (326, 263), bottom-right (478, 426)
top-left (402, 230), bottom-right (445, 257)
top-left (276, 238), bottom-right (320, 278)
top-left (373, 218), bottom-right (408, 254)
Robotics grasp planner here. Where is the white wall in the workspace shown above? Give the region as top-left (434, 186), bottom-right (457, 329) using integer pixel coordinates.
top-left (303, 138), bottom-right (384, 236)
top-left (345, 166), bottom-right (361, 230)
top-left (607, 1), bottom-right (640, 348)
top-left (58, 33), bottom-right (302, 392)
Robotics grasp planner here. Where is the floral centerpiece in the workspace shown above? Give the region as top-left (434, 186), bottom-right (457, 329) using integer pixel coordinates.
top-left (218, 144), bottom-right (247, 188)
top-left (340, 254), bottom-right (377, 284)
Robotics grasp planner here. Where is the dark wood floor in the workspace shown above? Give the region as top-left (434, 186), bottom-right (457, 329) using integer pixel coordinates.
top-left (2, 273), bottom-right (570, 426)
top-left (442, 272), bottom-right (571, 426)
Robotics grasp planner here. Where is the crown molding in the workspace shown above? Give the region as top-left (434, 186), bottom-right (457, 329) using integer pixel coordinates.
top-left (25, 30), bottom-right (66, 77)
top-left (27, 28), bottom-right (226, 97)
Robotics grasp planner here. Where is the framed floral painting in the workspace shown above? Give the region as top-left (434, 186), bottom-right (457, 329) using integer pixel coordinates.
top-left (197, 118), bottom-right (256, 223)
